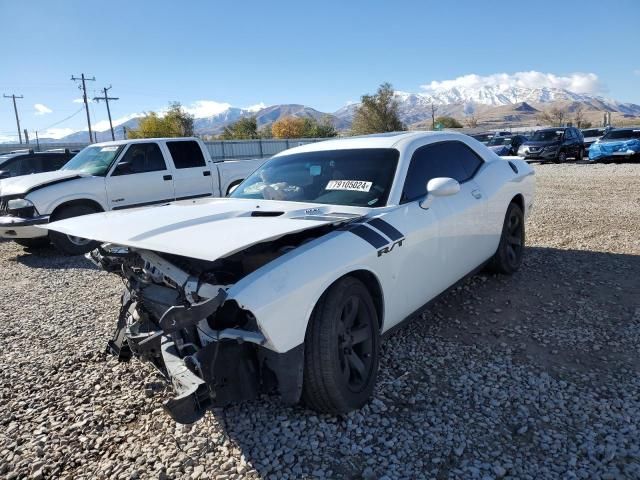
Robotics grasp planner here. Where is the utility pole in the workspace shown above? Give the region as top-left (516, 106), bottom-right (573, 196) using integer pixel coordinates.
top-left (35, 131), bottom-right (40, 151)
top-left (93, 86), bottom-right (119, 141)
top-left (3, 94), bottom-right (24, 144)
top-left (71, 73), bottom-right (96, 143)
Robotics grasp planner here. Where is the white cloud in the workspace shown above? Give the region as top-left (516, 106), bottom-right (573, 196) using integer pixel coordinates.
top-left (72, 98), bottom-right (84, 104)
top-left (184, 100), bottom-right (232, 118)
top-left (245, 102), bottom-right (266, 112)
top-left (34, 103), bottom-right (53, 115)
top-left (421, 71), bottom-right (605, 94)
top-left (92, 113), bottom-right (140, 132)
top-left (40, 128), bottom-right (75, 139)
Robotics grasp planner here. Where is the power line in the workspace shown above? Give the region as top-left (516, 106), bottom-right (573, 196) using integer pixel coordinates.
top-left (3, 93), bottom-right (24, 144)
top-left (71, 73), bottom-right (96, 143)
top-left (93, 85), bottom-right (119, 141)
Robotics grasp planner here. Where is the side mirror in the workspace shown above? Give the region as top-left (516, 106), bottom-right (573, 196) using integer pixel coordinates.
top-left (0, 170), bottom-right (10, 179)
top-left (420, 177), bottom-right (460, 209)
top-left (113, 161), bottom-right (131, 175)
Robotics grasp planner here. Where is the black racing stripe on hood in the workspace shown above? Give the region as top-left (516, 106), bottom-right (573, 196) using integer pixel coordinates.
top-left (25, 175), bottom-right (84, 195)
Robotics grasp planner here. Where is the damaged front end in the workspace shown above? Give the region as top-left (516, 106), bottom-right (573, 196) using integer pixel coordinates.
top-left (91, 241), bottom-right (307, 424)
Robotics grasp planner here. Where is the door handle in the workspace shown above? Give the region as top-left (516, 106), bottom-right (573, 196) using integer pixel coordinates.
top-left (163, 175), bottom-right (172, 181)
top-left (471, 189), bottom-right (483, 199)
top-left (203, 170), bottom-right (211, 177)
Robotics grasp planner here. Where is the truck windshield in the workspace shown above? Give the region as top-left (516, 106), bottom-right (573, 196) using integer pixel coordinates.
top-left (61, 145), bottom-right (123, 176)
top-left (231, 148), bottom-right (399, 207)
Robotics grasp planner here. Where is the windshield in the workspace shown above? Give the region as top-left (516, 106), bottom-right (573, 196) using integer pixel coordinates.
top-left (582, 129), bottom-right (604, 137)
top-left (61, 145), bottom-right (123, 175)
top-left (487, 137), bottom-right (512, 146)
top-left (531, 130), bottom-right (563, 142)
top-left (601, 129), bottom-right (640, 141)
top-left (231, 148), bottom-right (399, 207)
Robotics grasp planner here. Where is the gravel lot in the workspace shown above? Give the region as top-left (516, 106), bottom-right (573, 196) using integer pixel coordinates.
top-left (1, 163), bottom-right (639, 480)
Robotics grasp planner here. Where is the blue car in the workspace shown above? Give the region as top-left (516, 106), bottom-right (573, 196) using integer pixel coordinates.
top-left (588, 128), bottom-right (640, 163)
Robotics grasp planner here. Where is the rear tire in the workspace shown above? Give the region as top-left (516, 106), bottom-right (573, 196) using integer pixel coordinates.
top-left (302, 276), bottom-right (380, 415)
top-left (487, 203), bottom-right (525, 275)
top-left (15, 237), bottom-right (50, 249)
top-left (576, 147), bottom-right (584, 161)
top-left (49, 204), bottom-right (100, 255)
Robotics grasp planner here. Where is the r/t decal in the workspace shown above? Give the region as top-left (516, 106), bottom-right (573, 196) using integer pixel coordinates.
top-left (378, 238), bottom-right (405, 257)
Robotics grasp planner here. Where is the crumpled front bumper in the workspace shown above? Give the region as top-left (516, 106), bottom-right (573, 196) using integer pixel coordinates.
top-left (106, 284), bottom-right (304, 424)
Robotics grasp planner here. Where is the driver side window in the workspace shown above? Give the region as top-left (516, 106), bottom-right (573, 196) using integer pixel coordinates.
top-left (113, 143), bottom-right (167, 176)
top-left (401, 141), bottom-right (483, 204)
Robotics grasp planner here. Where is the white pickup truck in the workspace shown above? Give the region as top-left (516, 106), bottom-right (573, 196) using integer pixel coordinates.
top-left (0, 137), bottom-right (263, 254)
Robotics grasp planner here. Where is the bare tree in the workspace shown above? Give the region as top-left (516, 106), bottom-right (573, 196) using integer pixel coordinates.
top-left (465, 111), bottom-right (479, 128)
top-left (573, 104), bottom-right (586, 128)
top-left (537, 106), bottom-right (568, 127)
top-left (430, 103), bottom-right (438, 130)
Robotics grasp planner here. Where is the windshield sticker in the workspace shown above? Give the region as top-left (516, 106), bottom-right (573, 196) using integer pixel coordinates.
top-left (326, 180), bottom-right (372, 192)
top-left (100, 146), bottom-right (119, 152)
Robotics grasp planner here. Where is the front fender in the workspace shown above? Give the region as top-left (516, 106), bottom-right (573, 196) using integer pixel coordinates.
top-left (227, 229), bottom-right (385, 353)
top-left (26, 177), bottom-right (108, 215)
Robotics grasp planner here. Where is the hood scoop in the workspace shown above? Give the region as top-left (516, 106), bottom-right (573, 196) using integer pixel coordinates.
top-left (250, 211), bottom-right (284, 217)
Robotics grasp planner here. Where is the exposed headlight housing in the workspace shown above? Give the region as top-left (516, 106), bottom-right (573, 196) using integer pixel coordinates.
top-left (7, 198), bottom-right (36, 217)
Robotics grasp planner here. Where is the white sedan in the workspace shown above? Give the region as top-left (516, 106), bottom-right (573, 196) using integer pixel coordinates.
top-left (45, 131), bottom-right (535, 423)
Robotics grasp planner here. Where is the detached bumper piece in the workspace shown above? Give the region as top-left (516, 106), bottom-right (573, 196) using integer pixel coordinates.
top-left (107, 286), bottom-right (304, 424)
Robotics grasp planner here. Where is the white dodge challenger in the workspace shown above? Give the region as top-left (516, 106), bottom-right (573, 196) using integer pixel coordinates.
top-left (45, 131), bottom-right (535, 423)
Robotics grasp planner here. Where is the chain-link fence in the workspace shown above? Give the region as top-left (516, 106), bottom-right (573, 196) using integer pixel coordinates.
top-left (0, 138), bottom-right (328, 158)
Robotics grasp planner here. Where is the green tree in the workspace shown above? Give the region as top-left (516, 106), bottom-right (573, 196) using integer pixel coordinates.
top-left (434, 116), bottom-right (463, 128)
top-left (219, 116), bottom-right (259, 139)
top-left (351, 82), bottom-right (405, 135)
top-left (305, 116), bottom-right (337, 138)
top-left (127, 102), bottom-right (194, 138)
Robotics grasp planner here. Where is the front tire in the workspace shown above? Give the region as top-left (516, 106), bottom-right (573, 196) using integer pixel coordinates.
top-left (487, 202), bottom-right (525, 275)
top-left (576, 147), bottom-right (584, 161)
top-left (15, 237), bottom-right (50, 249)
top-left (49, 204), bottom-right (100, 255)
top-left (556, 150), bottom-right (567, 163)
top-left (302, 276), bottom-right (380, 414)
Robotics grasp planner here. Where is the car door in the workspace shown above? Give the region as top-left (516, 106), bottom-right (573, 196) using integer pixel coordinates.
top-left (564, 129), bottom-right (576, 157)
top-left (388, 140), bottom-right (488, 321)
top-left (105, 142), bottom-right (176, 210)
top-left (163, 140), bottom-right (215, 200)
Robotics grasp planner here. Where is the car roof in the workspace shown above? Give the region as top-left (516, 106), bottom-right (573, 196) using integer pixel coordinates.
top-left (277, 131), bottom-right (484, 154)
top-left (91, 137), bottom-right (200, 147)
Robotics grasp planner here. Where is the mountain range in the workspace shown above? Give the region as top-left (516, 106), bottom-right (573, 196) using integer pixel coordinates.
top-left (38, 85), bottom-right (640, 143)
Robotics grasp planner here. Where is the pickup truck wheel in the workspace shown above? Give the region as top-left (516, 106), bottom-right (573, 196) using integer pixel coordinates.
top-left (302, 276), bottom-right (380, 414)
top-left (15, 237), bottom-right (50, 249)
top-left (49, 205), bottom-right (100, 255)
top-left (487, 202), bottom-right (525, 275)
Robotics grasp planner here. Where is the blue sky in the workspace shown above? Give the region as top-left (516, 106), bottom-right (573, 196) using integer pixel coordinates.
top-left (0, 0), bottom-right (638, 140)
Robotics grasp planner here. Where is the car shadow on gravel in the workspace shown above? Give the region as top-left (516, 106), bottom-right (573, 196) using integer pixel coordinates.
top-left (11, 245), bottom-right (98, 270)
top-left (209, 246), bottom-right (639, 479)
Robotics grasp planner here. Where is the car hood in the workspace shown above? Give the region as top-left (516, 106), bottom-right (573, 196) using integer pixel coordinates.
top-left (44, 197), bottom-right (368, 261)
top-left (0, 170), bottom-right (86, 197)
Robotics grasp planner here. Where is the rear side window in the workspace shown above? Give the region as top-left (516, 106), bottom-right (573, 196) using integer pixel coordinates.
top-left (401, 141), bottom-right (483, 204)
top-left (167, 141), bottom-right (206, 169)
top-left (114, 143), bottom-right (167, 175)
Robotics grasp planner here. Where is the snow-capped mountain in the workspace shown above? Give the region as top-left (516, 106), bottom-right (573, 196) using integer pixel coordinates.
top-left (32, 84), bottom-right (640, 144)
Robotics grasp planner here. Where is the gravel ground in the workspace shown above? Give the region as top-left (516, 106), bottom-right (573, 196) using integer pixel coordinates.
top-left (1, 163), bottom-right (639, 480)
